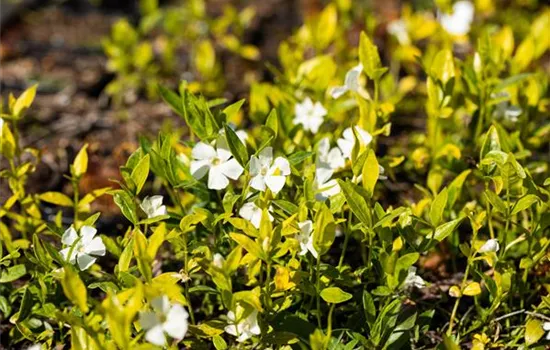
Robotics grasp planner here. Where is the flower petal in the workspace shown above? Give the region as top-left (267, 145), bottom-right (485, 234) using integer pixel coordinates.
top-left (330, 86), bottom-right (348, 99)
top-left (265, 175), bottom-right (286, 194)
top-left (249, 175), bottom-right (266, 192)
top-left (164, 305), bottom-right (189, 340)
top-left (62, 227), bottom-right (78, 246)
top-left (76, 253), bottom-right (96, 271)
top-left (258, 147), bottom-right (273, 168)
top-left (145, 324), bottom-right (166, 346)
top-left (190, 160), bottom-right (211, 180)
top-left (192, 142), bottom-right (216, 160)
top-left (272, 157), bottom-right (290, 176)
top-left (84, 237), bottom-right (106, 256)
top-left (139, 311), bottom-right (160, 330)
top-left (207, 166), bottom-right (229, 190)
top-left (80, 226), bottom-right (97, 245)
top-left (219, 159), bottom-right (244, 180)
top-left (60, 247), bottom-right (77, 264)
top-left (249, 156), bottom-right (261, 176)
top-left (151, 296), bottom-right (170, 313)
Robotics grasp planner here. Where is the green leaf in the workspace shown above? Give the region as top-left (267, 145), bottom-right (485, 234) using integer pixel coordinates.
top-left (337, 180), bottom-right (371, 227)
top-left (429, 187), bottom-right (448, 227)
top-left (72, 144), bottom-right (88, 178)
top-left (112, 190), bottom-right (138, 225)
top-left (525, 319), bottom-right (545, 345)
top-left (430, 49), bottom-right (455, 85)
top-left (229, 233), bottom-right (265, 261)
top-left (224, 124), bottom-right (248, 167)
top-left (288, 151), bottom-right (312, 165)
top-left (223, 99), bottom-right (246, 121)
top-left (13, 84), bottom-right (37, 117)
top-left (315, 4), bottom-right (337, 50)
top-left (194, 40), bottom-right (216, 78)
top-left (361, 149), bottom-right (379, 197)
top-left (61, 267), bottom-right (88, 313)
top-left (39, 192), bottom-right (74, 207)
top-left (158, 85), bottom-right (184, 116)
top-left (320, 287), bottom-right (352, 304)
top-left (0, 264), bottom-right (26, 283)
top-left (265, 109), bottom-right (278, 138)
top-left (313, 204), bottom-right (336, 256)
top-left (359, 31), bottom-right (381, 80)
top-left (511, 194), bottom-right (539, 215)
top-left (433, 217), bottom-right (464, 241)
top-left (395, 253), bottom-right (419, 276)
top-left (130, 154), bottom-right (150, 195)
top-left (484, 190), bottom-right (506, 213)
top-left (18, 288), bottom-right (33, 322)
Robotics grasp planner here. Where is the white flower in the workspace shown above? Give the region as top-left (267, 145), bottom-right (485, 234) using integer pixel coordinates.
top-left (403, 267), bottom-right (426, 290)
top-left (387, 19), bottom-right (410, 45)
top-left (293, 97), bottom-right (327, 133)
top-left (439, 1), bottom-right (474, 36)
top-left (239, 202), bottom-right (274, 229)
top-left (330, 64), bottom-right (366, 99)
top-left (493, 99), bottom-right (522, 125)
top-left (478, 239), bottom-right (500, 253)
top-left (139, 296), bottom-right (189, 346)
top-left (317, 138), bottom-right (345, 171)
top-left (296, 220), bottom-right (318, 259)
top-left (140, 195), bottom-right (167, 219)
top-left (337, 126), bottom-right (373, 159)
top-left (60, 226), bottom-right (106, 271)
top-left (26, 345), bottom-right (41, 350)
top-left (225, 305), bottom-right (261, 343)
top-left (249, 147), bottom-right (290, 194)
top-left (190, 139), bottom-right (244, 190)
top-left (0, 118), bottom-right (4, 139)
top-left (543, 322), bottom-right (550, 340)
top-left (213, 253), bottom-right (225, 269)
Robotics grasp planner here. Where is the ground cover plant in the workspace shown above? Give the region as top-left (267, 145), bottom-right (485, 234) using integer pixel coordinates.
top-left (0, 0), bottom-right (549, 349)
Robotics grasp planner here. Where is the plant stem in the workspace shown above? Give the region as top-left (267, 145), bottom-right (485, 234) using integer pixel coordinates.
top-left (316, 254), bottom-right (322, 328)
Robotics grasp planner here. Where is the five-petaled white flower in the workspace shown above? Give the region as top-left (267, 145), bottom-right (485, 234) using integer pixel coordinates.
top-left (296, 220), bottom-right (318, 259)
top-left (403, 266), bottom-right (426, 290)
top-left (60, 226), bottom-right (106, 271)
top-left (337, 126), bottom-right (373, 159)
top-left (190, 139), bottom-right (244, 190)
top-left (543, 322), bottom-right (550, 340)
top-left (387, 19), bottom-right (410, 45)
top-left (293, 97), bottom-right (327, 133)
top-left (439, 1), bottom-right (474, 36)
top-left (140, 195), bottom-right (167, 219)
top-left (139, 296), bottom-right (189, 346)
top-left (249, 147), bottom-right (290, 194)
top-left (330, 64), bottom-right (366, 99)
top-left (478, 239), bottom-right (499, 253)
top-left (225, 304), bottom-right (261, 343)
top-left (239, 202), bottom-right (274, 229)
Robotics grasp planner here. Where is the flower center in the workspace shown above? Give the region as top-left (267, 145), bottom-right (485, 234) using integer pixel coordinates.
top-left (260, 165), bottom-right (269, 176)
top-left (212, 157), bottom-right (221, 166)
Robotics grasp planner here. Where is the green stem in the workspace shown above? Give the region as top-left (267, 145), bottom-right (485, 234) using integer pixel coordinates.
top-left (325, 303), bottom-right (336, 348)
top-left (316, 254), bottom-right (322, 328)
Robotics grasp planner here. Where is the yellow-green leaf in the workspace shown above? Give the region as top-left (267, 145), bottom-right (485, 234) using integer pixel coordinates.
top-left (429, 187), bottom-right (448, 227)
top-left (61, 267), bottom-right (88, 313)
top-left (359, 31), bottom-right (381, 79)
top-left (72, 144), bottom-right (88, 178)
top-left (361, 149), bottom-right (379, 197)
top-left (525, 319), bottom-right (545, 345)
top-left (131, 154), bottom-right (150, 195)
top-left (463, 282), bottom-right (481, 296)
top-left (320, 287), bottom-right (352, 304)
top-left (13, 84), bottom-right (37, 117)
top-left (39, 192), bottom-right (74, 207)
